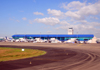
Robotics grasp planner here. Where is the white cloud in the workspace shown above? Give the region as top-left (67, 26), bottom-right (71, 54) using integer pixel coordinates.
top-left (33, 12), bottom-right (44, 16)
top-left (33, 17), bottom-right (70, 25)
top-left (65, 11), bottom-right (82, 20)
top-left (59, 20), bottom-right (69, 25)
top-left (89, 22), bottom-right (100, 26)
top-left (46, 1), bottom-right (100, 20)
top-left (22, 17), bottom-right (27, 20)
top-left (31, 1), bottom-right (100, 37)
top-left (61, 1), bottom-right (85, 10)
top-left (56, 23), bottom-right (94, 32)
top-left (56, 20), bottom-right (100, 35)
top-left (77, 20), bottom-right (88, 24)
top-left (47, 9), bottom-right (64, 17)
top-left (90, 16), bottom-right (98, 19)
top-left (78, 3), bottom-right (100, 16)
top-left (34, 17), bottom-right (60, 25)
top-left (64, 1), bottom-right (100, 20)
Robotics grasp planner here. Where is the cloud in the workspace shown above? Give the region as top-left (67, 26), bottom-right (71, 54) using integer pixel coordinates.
top-left (61, 1), bottom-right (85, 10)
top-left (78, 3), bottom-right (100, 16)
top-left (34, 17), bottom-right (60, 25)
top-left (62, 1), bottom-right (100, 20)
top-left (47, 9), bottom-right (64, 17)
top-left (22, 17), bottom-right (27, 20)
top-left (90, 16), bottom-right (98, 19)
top-left (33, 17), bottom-right (70, 25)
top-left (56, 23), bottom-right (94, 32)
top-left (46, 1), bottom-right (100, 20)
top-left (59, 20), bottom-right (69, 25)
top-left (56, 21), bottom-right (100, 35)
top-left (65, 11), bottom-right (82, 20)
top-left (75, 20), bottom-right (88, 24)
top-left (30, 1), bottom-right (100, 37)
top-left (29, 17), bottom-right (70, 26)
top-left (89, 22), bottom-right (100, 26)
top-left (33, 12), bottom-right (44, 16)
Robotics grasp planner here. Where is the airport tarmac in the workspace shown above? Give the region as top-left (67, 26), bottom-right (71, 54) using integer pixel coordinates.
top-left (0, 42), bottom-right (100, 70)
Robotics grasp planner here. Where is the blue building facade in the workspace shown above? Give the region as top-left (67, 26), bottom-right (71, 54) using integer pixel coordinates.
top-left (12, 34), bottom-right (94, 41)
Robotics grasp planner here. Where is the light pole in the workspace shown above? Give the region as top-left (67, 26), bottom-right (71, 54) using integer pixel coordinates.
top-left (77, 32), bottom-right (78, 43)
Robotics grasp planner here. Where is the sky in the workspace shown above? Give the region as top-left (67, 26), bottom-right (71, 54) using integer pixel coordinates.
top-left (0, 0), bottom-right (100, 38)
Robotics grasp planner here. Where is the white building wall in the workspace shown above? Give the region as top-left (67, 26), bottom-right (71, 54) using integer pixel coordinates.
top-left (68, 28), bottom-right (73, 35)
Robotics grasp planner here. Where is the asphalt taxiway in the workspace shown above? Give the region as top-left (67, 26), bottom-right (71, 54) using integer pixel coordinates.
top-left (0, 45), bottom-right (76, 70)
top-left (0, 42), bottom-right (100, 70)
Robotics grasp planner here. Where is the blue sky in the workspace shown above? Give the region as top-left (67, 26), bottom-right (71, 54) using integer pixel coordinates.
top-left (0, 0), bottom-right (100, 38)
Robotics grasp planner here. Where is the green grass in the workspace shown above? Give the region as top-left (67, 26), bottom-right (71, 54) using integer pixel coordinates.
top-left (0, 47), bottom-right (46, 62)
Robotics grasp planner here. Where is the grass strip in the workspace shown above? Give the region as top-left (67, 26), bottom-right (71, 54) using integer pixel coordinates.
top-left (0, 47), bottom-right (46, 62)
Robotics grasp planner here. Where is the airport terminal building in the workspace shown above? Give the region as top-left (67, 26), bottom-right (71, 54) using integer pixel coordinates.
top-left (12, 28), bottom-right (97, 43)
top-left (12, 34), bottom-right (94, 41)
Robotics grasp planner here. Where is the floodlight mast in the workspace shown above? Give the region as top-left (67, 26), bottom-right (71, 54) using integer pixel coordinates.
top-left (77, 32), bottom-right (78, 41)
